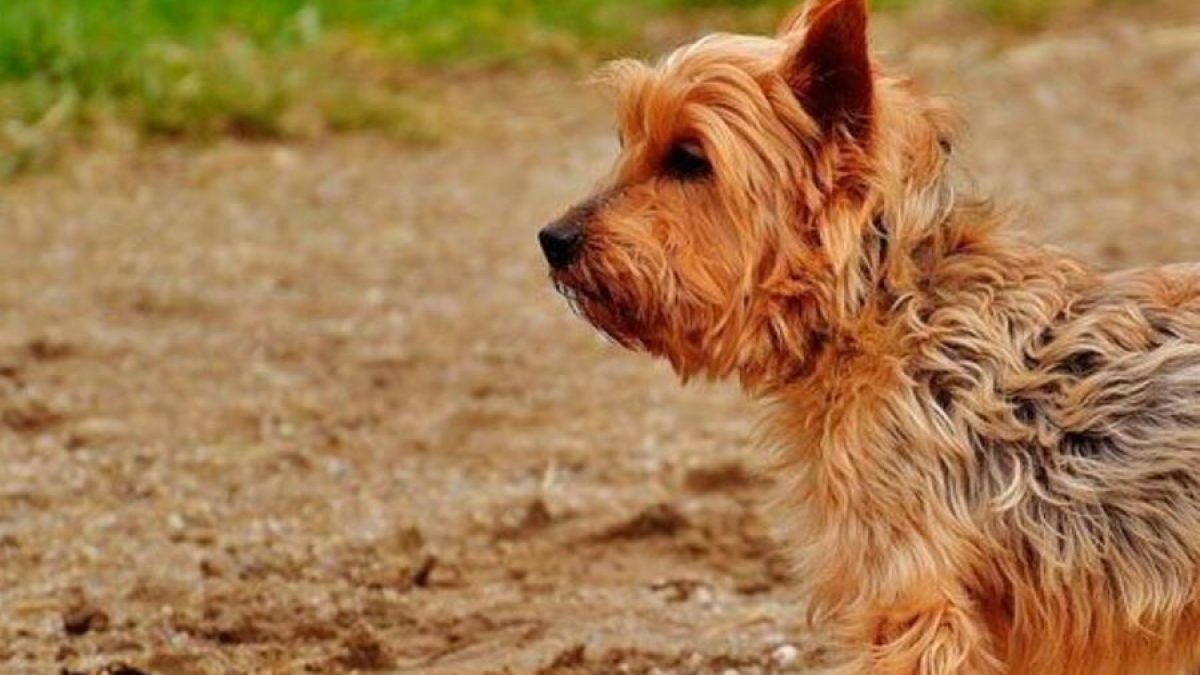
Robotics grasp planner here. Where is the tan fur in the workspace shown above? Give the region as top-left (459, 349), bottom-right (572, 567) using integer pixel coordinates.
top-left (541, 1), bottom-right (1200, 672)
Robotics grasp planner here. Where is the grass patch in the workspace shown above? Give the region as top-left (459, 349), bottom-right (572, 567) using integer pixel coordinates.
top-left (0, 1), bottom-right (452, 176)
top-left (0, 0), bottom-right (1085, 176)
top-left (972, 0), bottom-right (1073, 27)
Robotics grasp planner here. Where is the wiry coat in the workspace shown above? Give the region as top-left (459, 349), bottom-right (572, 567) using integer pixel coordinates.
top-left (542, 0), bottom-right (1200, 672)
top-left (772, 211), bottom-right (1200, 674)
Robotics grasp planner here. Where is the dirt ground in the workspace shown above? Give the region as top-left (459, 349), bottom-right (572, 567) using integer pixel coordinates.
top-left (1, 4), bottom-right (1199, 674)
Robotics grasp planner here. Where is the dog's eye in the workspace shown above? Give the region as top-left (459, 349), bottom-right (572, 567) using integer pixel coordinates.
top-left (663, 141), bottom-right (711, 180)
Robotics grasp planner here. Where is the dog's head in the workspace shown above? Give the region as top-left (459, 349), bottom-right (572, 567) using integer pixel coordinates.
top-left (540, 0), bottom-right (954, 390)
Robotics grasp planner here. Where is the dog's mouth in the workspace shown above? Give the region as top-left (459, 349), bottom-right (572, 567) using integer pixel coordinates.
top-left (550, 268), bottom-right (648, 350)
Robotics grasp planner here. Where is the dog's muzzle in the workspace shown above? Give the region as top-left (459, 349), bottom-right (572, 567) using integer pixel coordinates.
top-left (538, 220), bottom-right (583, 270)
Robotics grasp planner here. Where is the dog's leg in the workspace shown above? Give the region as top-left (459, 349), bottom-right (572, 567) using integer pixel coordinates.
top-left (821, 596), bottom-right (1004, 675)
top-left (871, 600), bottom-right (1004, 675)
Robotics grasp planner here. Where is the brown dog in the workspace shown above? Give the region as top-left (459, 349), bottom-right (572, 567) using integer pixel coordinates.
top-left (539, 1), bottom-right (1200, 672)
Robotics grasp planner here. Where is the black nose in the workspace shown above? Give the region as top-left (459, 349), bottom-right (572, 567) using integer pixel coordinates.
top-left (538, 221), bottom-right (582, 270)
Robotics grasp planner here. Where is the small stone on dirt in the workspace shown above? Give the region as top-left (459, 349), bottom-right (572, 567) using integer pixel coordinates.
top-left (63, 604), bottom-right (110, 636)
top-left (771, 643), bottom-right (801, 667)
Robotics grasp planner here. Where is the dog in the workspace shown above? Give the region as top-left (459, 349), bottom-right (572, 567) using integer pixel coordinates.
top-left (538, 0), bottom-right (1200, 672)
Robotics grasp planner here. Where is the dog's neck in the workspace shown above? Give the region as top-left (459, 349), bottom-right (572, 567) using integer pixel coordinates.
top-left (761, 178), bottom-right (1097, 469)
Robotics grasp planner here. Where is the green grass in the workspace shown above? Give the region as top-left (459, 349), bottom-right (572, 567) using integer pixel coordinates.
top-left (0, 1), bottom-right (454, 175)
top-left (0, 0), bottom-right (1074, 176)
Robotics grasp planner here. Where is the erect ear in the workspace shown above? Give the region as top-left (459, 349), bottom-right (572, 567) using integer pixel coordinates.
top-left (775, 0), bottom-right (827, 37)
top-left (782, 0), bottom-right (874, 143)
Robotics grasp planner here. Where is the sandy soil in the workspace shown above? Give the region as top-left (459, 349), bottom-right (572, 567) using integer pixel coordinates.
top-left (1, 4), bottom-right (1199, 674)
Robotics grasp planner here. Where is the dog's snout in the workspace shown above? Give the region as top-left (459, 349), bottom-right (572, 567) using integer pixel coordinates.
top-left (538, 220), bottom-right (583, 270)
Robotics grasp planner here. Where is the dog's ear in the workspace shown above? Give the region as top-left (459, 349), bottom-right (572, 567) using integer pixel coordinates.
top-left (776, 0), bottom-right (830, 37)
top-left (776, 2), bottom-right (809, 37)
top-left (782, 0), bottom-right (873, 143)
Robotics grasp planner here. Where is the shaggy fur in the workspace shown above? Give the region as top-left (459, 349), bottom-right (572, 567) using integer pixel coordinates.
top-left (538, 1), bottom-right (1200, 672)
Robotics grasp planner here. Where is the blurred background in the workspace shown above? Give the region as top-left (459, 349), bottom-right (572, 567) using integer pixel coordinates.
top-left (0, 1), bottom-right (1197, 674)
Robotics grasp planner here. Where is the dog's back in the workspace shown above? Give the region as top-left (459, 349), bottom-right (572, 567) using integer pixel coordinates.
top-left (983, 262), bottom-right (1200, 673)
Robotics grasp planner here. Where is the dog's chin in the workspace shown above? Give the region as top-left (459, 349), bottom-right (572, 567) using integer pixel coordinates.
top-left (551, 270), bottom-right (651, 351)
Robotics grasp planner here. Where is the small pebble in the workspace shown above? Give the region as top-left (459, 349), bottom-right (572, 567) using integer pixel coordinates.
top-left (63, 605), bottom-right (110, 636)
top-left (772, 643), bottom-right (801, 667)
